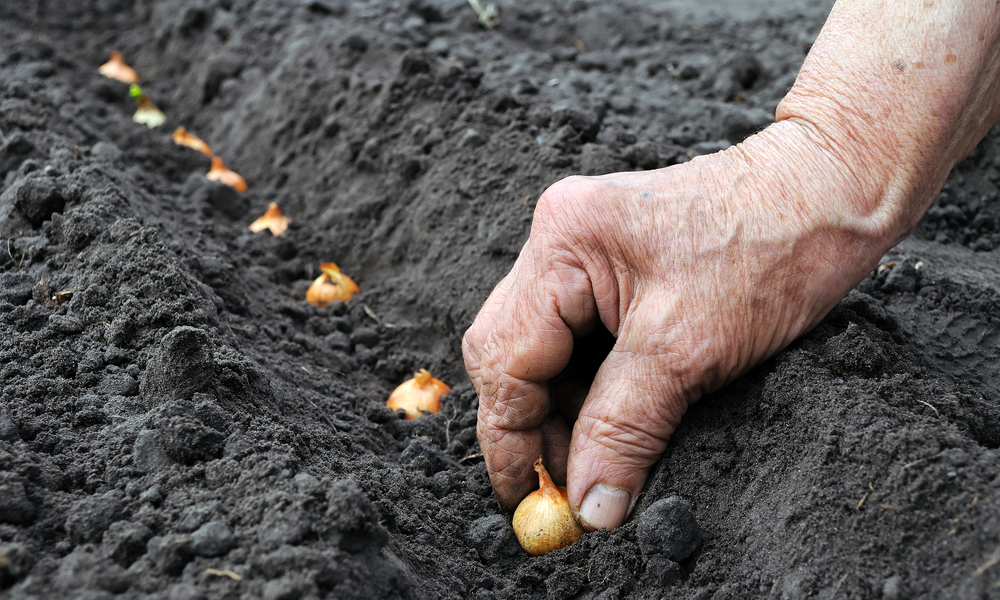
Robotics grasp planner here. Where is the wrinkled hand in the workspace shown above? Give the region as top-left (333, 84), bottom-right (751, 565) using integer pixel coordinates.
top-left (463, 120), bottom-right (889, 530)
top-left (465, 0), bottom-right (1000, 531)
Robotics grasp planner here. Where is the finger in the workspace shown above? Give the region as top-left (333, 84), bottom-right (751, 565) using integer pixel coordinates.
top-left (477, 249), bottom-right (598, 509)
top-left (476, 419), bottom-right (544, 507)
top-left (567, 303), bottom-right (691, 531)
top-left (475, 412), bottom-right (571, 510)
top-left (463, 271), bottom-right (516, 396)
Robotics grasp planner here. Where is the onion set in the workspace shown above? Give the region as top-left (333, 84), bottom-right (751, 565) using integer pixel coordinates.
top-left (305, 262), bottom-right (360, 308)
top-left (248, 202), bottom-right (288, 236)
top-left (99, 51), bottom-right (139, 84)
top-left (386, 369), bottom-right (449, 419)
top-left (512, 457), bottom-right (585, 556)
top-left (172, 127), bottom-right (213, 156)
top-left (207, 156), bottom-right (247, 193)
top-left (129, 84), bottom-right (166, 129)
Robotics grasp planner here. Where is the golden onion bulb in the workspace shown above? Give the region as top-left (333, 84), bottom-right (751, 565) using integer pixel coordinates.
top-left (99, 51), bottom-right (139, 84)
top-left (172, 126), bottom-right (213, 156)
top-left (206, 156), bottom-right (247, 193)
top-left (130, 86), bottom-right (166, 129)
top-left (248, 202), bottom-right (289, 236)
top-left (386, 369), bottom-right (449, 419)
top-left (305, 262), bottom-right (359, 308)
top-left (512, 457), bottom-right (584, 556)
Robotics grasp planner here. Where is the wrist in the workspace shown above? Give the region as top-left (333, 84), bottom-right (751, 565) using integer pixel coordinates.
top-left (774, 94), bottom-right (940, 251)
top-left (731, 119), bottom-right (897, 264)
top-left (705, 119), bottom-right (896, 349)
top-left (664, 121), bottom-right (902, 383)
top-left (773, 0), bottom-right (1000, 249)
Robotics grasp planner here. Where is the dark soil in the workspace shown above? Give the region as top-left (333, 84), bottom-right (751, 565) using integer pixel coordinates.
top-left (2, 1), bottom-right (999, 599)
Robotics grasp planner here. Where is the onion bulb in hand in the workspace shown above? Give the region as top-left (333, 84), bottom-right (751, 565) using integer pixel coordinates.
top-left (512, 457), bottom-right (584, 556)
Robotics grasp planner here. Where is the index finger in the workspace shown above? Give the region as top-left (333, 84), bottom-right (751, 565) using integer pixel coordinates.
top-left (474, 246), bottom-right (598, 508)
top-left (463, 271), bottom-right (515, 395)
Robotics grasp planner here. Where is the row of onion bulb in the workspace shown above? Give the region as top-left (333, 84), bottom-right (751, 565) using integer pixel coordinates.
top-left (99, 52), bottom-right (247, 193)
top-left (101, 54), bottom-right (449, 416)
top-left (102, 49), bottom-right (577, 558)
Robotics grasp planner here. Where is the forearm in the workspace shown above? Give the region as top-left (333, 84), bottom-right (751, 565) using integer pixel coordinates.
top-left (776, 0), bottom-right (1000, 249)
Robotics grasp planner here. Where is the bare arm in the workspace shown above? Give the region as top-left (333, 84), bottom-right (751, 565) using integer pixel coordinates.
top-left (780, 0), bottom-right (1000, 245)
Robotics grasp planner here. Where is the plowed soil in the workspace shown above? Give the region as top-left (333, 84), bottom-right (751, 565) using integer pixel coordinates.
top-left (2, 1), bottom-right (999, 599)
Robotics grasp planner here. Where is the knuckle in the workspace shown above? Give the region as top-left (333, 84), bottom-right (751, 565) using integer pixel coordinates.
top-left (461, 327), bottom-right (478, 362)
top-left (534, 176), bottom-right (597, 230)
top-left (476, 413), bottom-right (501, 446)
top-left (492, 386), bottom-right (547, 430)
top-left (476, 366), bottom-right (549, 431)
top-left (577, 413), bottom-right (667, 463)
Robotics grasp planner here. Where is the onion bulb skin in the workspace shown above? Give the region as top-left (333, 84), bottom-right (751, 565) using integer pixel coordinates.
top-left (512, 458), bottom-right (584, 556)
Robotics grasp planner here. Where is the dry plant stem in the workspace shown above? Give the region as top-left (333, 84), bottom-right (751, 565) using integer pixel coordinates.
top-left (444, 402), bottom-right (460, 448)
top-left (976, 556), bottom-right (1000, 577)
top-left (535, 458), bottom-right (556, 492)
top-left (205, 568), bottom-right (242, 581)
top-left (305, 396), bottom-right (336, 430)
top-left (7, 239), bottom-right (23, 267)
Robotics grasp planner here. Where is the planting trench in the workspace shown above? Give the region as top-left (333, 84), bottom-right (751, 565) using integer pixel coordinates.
top-left (2, 1), bottom-right (999, 598)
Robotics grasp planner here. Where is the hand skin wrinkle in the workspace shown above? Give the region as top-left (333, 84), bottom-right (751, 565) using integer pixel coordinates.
top-left (466, 0), bottom-right (1000, 528)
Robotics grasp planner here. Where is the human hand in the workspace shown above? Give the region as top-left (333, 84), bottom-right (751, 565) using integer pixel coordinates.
top-left (463, 121), bottom-right (891, 530)
top-left (464, 0), bottom-right (1000, 532)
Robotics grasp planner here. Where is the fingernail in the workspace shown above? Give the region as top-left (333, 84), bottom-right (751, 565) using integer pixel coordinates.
top-left (578, 484), bottom-right (631, 531)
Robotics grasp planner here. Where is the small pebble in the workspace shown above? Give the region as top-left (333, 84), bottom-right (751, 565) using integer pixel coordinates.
top-left (133, 430), bottom-right (172, 472)
top-left (636, 496), bottom-right (703, 562)
top-left (104, 346), bottom-right (129, 365)
top-left (99, 372), bottom-right (139, 397)
top-left (190, 521), bottom-right (235, 557)
top-left (467, 514), bottom-right (521, 561)
top-left (459, 128), bottom-right (487, 149)
top-left (0, 481), bottom-right (36, 524)
top-left (168, 582), bottom-right (204, 600)
top-left (882, 575), bottom-right (903, 600)
top-left (0, 405), bottom-right (21, 442)
top-left (147, 535), bottom-right (193, 576)
top-left (65, 490), bottom-right (125, 544)
top-left (48, 314), bottom-right (84, 334)
top-left (326, 331), bottom-right (351, 351)
top-left (350, 327), bottom-right (380, 348)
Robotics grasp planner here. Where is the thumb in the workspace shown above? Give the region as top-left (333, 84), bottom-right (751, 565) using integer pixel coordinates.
top-left (566, 307), bottom-right (692, 531)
